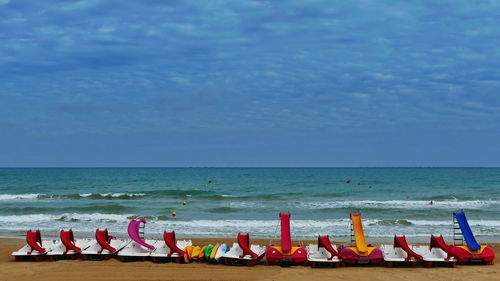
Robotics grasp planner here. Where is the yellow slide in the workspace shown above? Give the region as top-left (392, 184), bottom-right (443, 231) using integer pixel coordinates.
top-left (351, 213), bottom-right (368, 254)
top-left (340, 212), bottom-right (384, 264)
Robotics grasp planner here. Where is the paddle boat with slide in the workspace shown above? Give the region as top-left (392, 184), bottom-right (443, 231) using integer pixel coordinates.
top-left (82, 229), bottom-right (129, 260)
top-left (415, 235), bottom-right (457, 267)
top-left (117, 219), bottom-right (157, 261)
top-left (11, 230), bottom-right (57, 261)
top-left (381, 235), bottom-right (423, 267)
top-left (307, 235), bottom-right (343, 267)
top-left (338, 212), bottom-right (383, 265)
top-left (450, 212), bottom-right (495, 265)
top-left (150, 230), bottom-right (192, 263)
top-left (45, 229), bottom-right (92, 260)
top-left (266, 213), bottom-right (307, 266)
top-left (222, 233), bottom-right (266, 266)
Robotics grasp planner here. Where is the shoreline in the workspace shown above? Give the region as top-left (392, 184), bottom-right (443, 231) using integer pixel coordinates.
top-left (2, 238), bottom-right (499, 281)
top-left (3, 232), bottom-right (500, 243)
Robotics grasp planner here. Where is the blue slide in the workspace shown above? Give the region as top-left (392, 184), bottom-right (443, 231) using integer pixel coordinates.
top-left (454, 212), bottom-right (481, 251)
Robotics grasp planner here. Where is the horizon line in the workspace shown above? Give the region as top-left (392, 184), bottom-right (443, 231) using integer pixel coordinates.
top-left (0, 166), bottom-right (499, 169)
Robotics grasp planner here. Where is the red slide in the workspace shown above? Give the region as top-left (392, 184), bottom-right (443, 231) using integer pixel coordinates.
top-left (96, 229), bottom-right (116, 253)
top-left (318, 235), bottom-right (342, 260)
top-left (280, 213), bottom-right (292, 253)
top-left (60, 229), bottom-right (81, 254)
top-left (164, 231), bottom-right (185, 256)
top-left (237, 233), bottom-right (258, 259)
top-left (26, 230), bottom-right (46, 254)
top-left (266, 212), bottom-right (307, 265)
top-left (431, 235), bottom-right (453, 260)
top-left (394, 236), bottom-right (423, 261)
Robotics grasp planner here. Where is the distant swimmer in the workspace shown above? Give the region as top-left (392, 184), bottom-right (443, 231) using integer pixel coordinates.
top-left (346, 179), bottom-right (351, 184)
top-left (368, 186), bottom-right (372, 188)
top-left (429, 200), bottom-right (434, 205)
top-left (208, 180), bottom-right (212, 184)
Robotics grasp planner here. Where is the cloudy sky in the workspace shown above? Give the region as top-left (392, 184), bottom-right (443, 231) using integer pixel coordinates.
top-left (1, 0), bottom-right (499, 167)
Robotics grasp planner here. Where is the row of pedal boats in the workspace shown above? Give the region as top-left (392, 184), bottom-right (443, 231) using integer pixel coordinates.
top-left (12, 212), bottom-right (495, 267)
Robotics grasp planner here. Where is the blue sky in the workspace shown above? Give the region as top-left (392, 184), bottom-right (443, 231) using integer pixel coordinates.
top-left (1, 0), bottom-right (499, 167)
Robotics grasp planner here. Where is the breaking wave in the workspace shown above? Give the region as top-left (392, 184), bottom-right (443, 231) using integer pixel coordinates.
top-left (1, 214), bottom-right (499, 240)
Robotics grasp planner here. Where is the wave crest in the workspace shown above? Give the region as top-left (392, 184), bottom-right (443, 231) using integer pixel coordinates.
top-left (0, 193), bottom-right (146, 200)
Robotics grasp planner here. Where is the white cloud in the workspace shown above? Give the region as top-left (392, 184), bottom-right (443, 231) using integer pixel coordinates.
top-left (0, 0), bottom-right (10, 5)
top-left (372, 72), bottom-right (395, 81)
top-left (98, 26), bottom-right (116, 33)
top-left (351, 92), bottom-right (369, 99)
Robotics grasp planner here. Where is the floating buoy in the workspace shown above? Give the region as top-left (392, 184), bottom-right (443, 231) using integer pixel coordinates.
top-left (171, 211), bottom-right (177, 217)
top-left (182, 201), bottom-right (187, 206)
top-left (346, 179), bottom-right (351, 183)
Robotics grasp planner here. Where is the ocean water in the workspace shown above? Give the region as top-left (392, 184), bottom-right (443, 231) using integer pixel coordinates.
top-left (0, 168), bottom-right (499, 242)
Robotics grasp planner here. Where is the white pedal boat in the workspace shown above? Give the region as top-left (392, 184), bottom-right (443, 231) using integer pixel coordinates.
top-left (381, 236), bottom-right (423, 267)
top-left (306, 236), bottom-right (342, 268)
top-left (150, 231), bottom-right (192, 263)
top-left (117, 239), bottom-right (158, 261)
top-left (222, 233), bottom-right (265, 266)
top-left (81, 229), bottom-right (130, 260)
top-left (12, 230), bottom-right (57, 261)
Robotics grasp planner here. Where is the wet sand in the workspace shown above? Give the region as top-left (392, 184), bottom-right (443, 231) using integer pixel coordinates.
top-left (1, 238), bottom-right (498, 281)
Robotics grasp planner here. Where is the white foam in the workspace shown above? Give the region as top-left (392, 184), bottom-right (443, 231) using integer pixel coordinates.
top-left (0, 193), bottom-right (147, 200)
top-left (299, 200), bottom-right (500, 210)
top-left (228, 199), bottom-right (499, 210)
top-left (0, 213), bottom-right (134, 223)
top-left (1, 215), bottom-right (499, 240)
top-left (97, 193), bottom-right (146, 198)
top-left (0, 193), bottom-right (42, 200)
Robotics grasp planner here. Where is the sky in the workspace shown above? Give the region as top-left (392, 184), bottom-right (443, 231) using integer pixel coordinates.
top-left (1, 0), bottom-right (500, 167)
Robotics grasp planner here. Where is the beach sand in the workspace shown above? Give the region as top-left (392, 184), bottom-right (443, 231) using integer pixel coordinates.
top-left (1, 238), bottom-right (499, 281)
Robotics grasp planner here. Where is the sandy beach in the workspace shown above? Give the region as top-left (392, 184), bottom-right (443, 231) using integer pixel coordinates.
top-left (1, 238), bottom-right (498, 281)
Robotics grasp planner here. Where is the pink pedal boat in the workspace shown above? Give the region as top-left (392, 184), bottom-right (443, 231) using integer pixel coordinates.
top-left (266, 213), bottom-right (307, 266)
top-left (338, 213), bottom-right (383, 265)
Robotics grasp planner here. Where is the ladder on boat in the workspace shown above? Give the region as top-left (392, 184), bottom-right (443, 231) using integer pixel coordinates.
top-left (453, 213), bottom-right (463, 246)
top-left (350, 217), bottom-right (355, 246)
top-left (139, 221), bottom-right (146, 241)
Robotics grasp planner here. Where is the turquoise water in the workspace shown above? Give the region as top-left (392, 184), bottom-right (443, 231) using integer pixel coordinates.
top-left (0, 168), bottom-right (499, 241)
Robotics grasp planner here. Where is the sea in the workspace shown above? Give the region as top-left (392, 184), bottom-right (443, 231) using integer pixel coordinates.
top-left (0, 168), bottom-right (499, 242)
